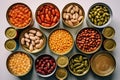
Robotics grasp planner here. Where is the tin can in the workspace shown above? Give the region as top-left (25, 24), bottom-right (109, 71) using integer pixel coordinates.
top-left (91, 51), bottom-right (116, 76)
top-left (6, 3), bottom-right (34, 29)
top-left (4, 39), bottom-right (19, 51)
top-left (5, 27), bottom-right (17, 39)
top-left (102, 26), bottom-right (115, 39)
top-left (103, 39), bottom-right (116, 51)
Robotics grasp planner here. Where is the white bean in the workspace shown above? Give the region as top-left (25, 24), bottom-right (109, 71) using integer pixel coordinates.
top-left (67, 5), bottom-right (73, 13)
top-left (36, 31), bottom-right (42, 37)
top-left (31, 40), bottom-right (35, 46)
top-left (26, 42), bottom-right (30, 47)
top-left (71, 19), bottom-right (78, 23)
top-left (29, 44), bottom-right (33, 51)
top-left (78, 16), bottom-right (83, 22)
top-left (63, 13), bottom-right (67, 19)
top-left (35, 36), bottom-right (40, 40)
top-left (72, 14), bottom-right (76, 19)
top-left (70, 9), bottom-right (74, 14)
top-left (35, 40), bottom-right (40, 43)
top-left (75, 13), bottom-right (79, 19)
top-left (25, 38), bottom-right (30, 42)
top-left (68, 20), bottom-right (73, 26)
top-left (30, 36), bottom-right (36, 41)
top-left (21, 38), bottom-right (25, 45)
top-left (75, 5), bottom-right (79, 12)
top-left (35, 39), bottom-right (43, 49)
top-left (29, 30), bottom-right (36, 34)
top-left (29, 33), bottom-right (34, 36)
top-left (24, 33), bottom-right (29, 38)
top-left (65, 13), bottom-right (69, 20)
top-left (79, 9), bottom-right (83, 16)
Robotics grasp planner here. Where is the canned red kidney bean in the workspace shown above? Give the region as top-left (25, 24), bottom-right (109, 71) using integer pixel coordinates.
top-left (35, 54), bottom-right (56, 75)
top-left (76, 28), bottom-right (102, 53)
top-left (36, 3), bottom-right (60, 28)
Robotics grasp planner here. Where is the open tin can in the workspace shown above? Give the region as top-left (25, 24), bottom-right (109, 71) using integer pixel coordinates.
top-left (6, 3), bottom-right (34, 29)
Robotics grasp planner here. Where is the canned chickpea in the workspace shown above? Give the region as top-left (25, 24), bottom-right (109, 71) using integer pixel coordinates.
top-left (48, 29), bottom-right (74, 55)
top-left (6, 51), bottom-right (32, 76)
top-left (6, 3), bottom-right (33, 29)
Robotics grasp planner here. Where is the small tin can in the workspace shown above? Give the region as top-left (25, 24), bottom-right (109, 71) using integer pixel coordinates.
top-left (56, 56), bottom-right (69, 68)
top-left (4, 39), bottom-right (19, 51)
top-left (5, 27), bottom-right (17, 39)
top-left (102, 26), bottom-right (115, 39)
top-left (103, 39), bottom-right (116, 51)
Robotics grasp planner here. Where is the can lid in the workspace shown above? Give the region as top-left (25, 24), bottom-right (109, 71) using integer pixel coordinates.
top-left (5, 27), bottom-right (17, 39)
top-left (5, 39), bottom-right (16, 51)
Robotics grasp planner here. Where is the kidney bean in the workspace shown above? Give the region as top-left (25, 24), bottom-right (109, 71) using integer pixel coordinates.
top-left (35, 55), bottom-right (56, 75)
top-left (76, 28), bottom-right (101, 53)
top-left (36, 3), bottom-right (60, 28)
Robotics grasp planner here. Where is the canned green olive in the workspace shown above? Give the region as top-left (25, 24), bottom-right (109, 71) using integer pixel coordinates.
top-left (102, 26), bottom-right (115, 39)
top-left (5, 27), bottom-right (17, 39)
top-left (103, 39), bottom-right (116, 51)
top-left (5, 39), bottom-right (19, 51)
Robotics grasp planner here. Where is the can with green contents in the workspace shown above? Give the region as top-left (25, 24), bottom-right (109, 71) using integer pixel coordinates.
top-left (102, 26), bottom-right (115, 39)
top-left (103, 39), bottom-right (116, 51)
top-left (5, 27), bottom-right (17, 39)
top-left (5, 39), bottom-right (19, 51)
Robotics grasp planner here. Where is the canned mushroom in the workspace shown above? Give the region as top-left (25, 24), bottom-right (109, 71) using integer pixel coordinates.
top-left (6, 3), bottom-right (33, 29)
top-left (62, 3), bottom-right (85, 28)
top-left (20, 28), bottom-right (46, 53)
top-left (76, 27), bottom-right (102, 54)
top-left (36, 3), bottom-right (60, 29)
top-left (6, 51), bottom-right (32, 76)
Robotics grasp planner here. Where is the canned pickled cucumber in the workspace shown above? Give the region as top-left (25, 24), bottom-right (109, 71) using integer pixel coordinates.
top-left (5, 27), bottom-right (17, 39)
top-left (5, 39), bottom-right (19, 51)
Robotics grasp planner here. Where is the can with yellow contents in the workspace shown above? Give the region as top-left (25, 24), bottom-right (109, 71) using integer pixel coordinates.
top-left (5, 27), bottom-right (17, 39)
top-left (4, 39), bottom-right (19, 51)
